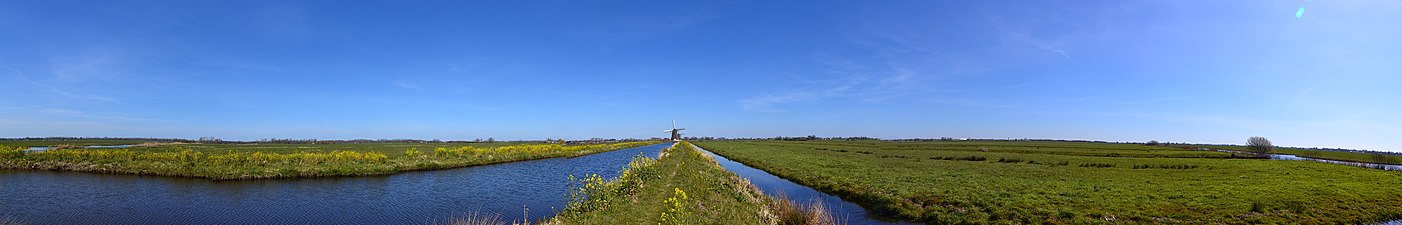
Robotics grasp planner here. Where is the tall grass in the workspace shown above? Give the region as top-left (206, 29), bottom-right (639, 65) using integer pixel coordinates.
top-left (768, 194), bottom-right (842, 225)
top-left (0, 214), bottom-right (24, 225)
top-left (441, 212), bottom-right (506, 225)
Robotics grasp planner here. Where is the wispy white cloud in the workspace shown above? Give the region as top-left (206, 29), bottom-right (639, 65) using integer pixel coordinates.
top-left (741, 54), bottom-right (937, 112)
top-left (988, 15), bottom-right (1074, 61)
top-left (741, 90), bottom-right (826, 112)
top-left (2, 66), bottom-right (116, 102)
top-left (40, 108), bottom-right (84, 115)
top-left (392, 80), bottom-right (421, 90)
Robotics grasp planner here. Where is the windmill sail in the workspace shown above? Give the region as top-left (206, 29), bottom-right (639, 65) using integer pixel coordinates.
top-left (664, 120), bottom-right (685, 141)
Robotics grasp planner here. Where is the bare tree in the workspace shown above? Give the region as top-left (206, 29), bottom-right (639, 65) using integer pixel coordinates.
top-left (1247, 136), bottom-right (1273, 154)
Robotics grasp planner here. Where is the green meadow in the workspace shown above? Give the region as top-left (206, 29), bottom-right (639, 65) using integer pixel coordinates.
top-left (696, 140), bottom-right (1402, 224)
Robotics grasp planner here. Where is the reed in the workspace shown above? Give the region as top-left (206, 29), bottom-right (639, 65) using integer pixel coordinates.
top-left (0, 215), bottom-right (23, 225)
top-left (768, 194), bottom-right (843, 225)
top-left (442, 212), bottom-right (506, 225)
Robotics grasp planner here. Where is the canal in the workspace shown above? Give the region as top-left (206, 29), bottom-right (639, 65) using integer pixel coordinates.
top-left (0, 143), bottom-right (670, 224)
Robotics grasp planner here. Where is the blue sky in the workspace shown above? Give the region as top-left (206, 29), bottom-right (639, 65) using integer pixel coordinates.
top-left (2, 1), bottom-right (1399, 151)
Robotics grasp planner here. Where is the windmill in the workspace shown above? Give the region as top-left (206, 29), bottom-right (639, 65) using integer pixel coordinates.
top-left (663, 120), bottom-right (685, 141)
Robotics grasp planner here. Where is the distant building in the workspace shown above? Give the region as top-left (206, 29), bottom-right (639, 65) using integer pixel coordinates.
top-left (664, 120), bottom-right (685, 141)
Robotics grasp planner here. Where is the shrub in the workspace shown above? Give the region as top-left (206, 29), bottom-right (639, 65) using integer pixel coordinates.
top-left (1079, 163), bottom-right (1114, 168)
top-left (959, 156), bottom-right (987, 161)
top-left (997, 158), bottom-right (1025, 163)
top-left (1247, 137), bottom-right (1273, 154)
top-left (1, 146), bottom-right (26, 159)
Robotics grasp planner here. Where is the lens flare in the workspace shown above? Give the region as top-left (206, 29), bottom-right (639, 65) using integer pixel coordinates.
top-left (1296, 7), bottom-right (1305, 18)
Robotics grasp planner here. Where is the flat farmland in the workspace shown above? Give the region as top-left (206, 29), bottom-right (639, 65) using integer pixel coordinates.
top-left (696, 140), bottom-right (1402, 224)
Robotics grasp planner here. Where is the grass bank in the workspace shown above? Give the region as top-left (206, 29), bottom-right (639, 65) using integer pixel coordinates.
top-left (697, 140), bottom-right (1402, 224)
top-left (0, 139), bottom-right (151, 147)
top-left (543, 142), bottom-right (839, 225)
top-left (0, 141), bottom-right (658, 180)
top-left (1203, 145), bottom-right (1402, 165)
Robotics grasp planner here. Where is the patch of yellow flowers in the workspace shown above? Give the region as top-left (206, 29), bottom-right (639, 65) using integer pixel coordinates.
top-left (562, 153), bottom-right (661, 214)
top-left (659, 187), bottom-right (689, 225)
top-left (1, 146), bottom-right (28, 159)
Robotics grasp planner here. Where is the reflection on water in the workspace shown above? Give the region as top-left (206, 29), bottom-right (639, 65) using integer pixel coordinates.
top-left (23, 145), bottom-right (132, 153)
top-left (692, 144), bottom-right (919, 225)
top-left (1208, 149), bottom-right (1402, 171)
top-left (1269, 153), bottom-right (1402, 171)
top-left (0, 143), bottom-right (670, 225)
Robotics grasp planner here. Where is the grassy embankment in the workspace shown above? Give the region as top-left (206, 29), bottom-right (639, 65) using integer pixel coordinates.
top-left (0, 139), bottom-right (150, 147)
top-left (1202, 145), bottom-right (1402, 165)
top-left (0, 141), bottom-right (658, 180)
top-left (697, 140), bottom-right (1402, 224)
top-left (527, 142), bottom-right (838, 225)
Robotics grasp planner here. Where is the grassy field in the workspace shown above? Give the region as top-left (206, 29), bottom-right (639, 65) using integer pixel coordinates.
top-left (696, 140), bottom-right (1402, 224)
top-left (0, 141), bottom-right (658, 180)
top-left (543, 142), bottom-right (837, 225)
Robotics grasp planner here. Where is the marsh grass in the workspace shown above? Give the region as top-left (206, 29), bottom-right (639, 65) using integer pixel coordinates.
top-left (698, 140), bottom-right (1402, 224)
top-left (1077, 162), bottom-right (1115, 168)
top-left (0, 215), bottom-right (24, 225)
top-left (768, 194), bottom-right (842, 225)
top-left (443, 212), bottom-right (508, 225)
top-left (0, 141), bottom-right (658, 179)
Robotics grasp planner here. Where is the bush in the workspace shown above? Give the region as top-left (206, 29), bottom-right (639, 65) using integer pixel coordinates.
top-left (996, 158), bottom-right (1025, 163)
top-left (960, 156), bottom-right (987, 161)
top-left (0, 146), bottom-right (25, 159)
top-left (1079, 163), bottom-right (1115, 168)
top-left (1247, 137), bottom-right (1273, 154)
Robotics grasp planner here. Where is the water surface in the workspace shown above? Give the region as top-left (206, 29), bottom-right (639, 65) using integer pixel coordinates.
top-left (0, 143), bottom-right (670, 224)
top-left (692, 144), bottom-right (918, 225)
top-left (23, 144), bottom-right (131, 153)
top-left (1269, 154), bottom-right (1402, 171)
